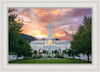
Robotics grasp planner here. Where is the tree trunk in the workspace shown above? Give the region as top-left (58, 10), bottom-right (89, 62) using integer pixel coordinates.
top-left (87, 54), bottom-right (89, 62)
top-left (16, 55), bottom-right (18, 60)
top-left (79, 54), bottom-right (80, 60)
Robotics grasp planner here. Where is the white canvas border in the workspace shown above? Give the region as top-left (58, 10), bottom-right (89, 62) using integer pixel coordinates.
top-left (0, 0), bottom-right (99, 72)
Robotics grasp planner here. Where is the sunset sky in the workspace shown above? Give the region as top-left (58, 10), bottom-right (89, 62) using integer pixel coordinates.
top-left (9, 8), bottom-right (92, 41)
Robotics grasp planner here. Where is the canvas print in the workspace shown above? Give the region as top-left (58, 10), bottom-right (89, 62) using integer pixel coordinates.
top-left (8, 8), bottom-right (92, 64)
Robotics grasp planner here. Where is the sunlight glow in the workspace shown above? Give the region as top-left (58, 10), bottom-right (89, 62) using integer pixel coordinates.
top-left (35, 30), bottom-right (47, 39)
top-left (36, 34), bottom-right (44, 39)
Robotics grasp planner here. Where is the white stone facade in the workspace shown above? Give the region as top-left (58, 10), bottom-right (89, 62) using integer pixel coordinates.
top-left (30, 23), bottom-right (71, 55)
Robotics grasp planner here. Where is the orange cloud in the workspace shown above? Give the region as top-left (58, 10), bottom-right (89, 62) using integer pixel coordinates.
top-left (33, 9), bottom-right (49, 16)
top-left (51, 9), bottom-right (61, 15)
top-left (14, 8), bottom-right (75, 41)
top-left (33, 30), bottom-right (47, 38)
top-left (54, 31), bottom-right (66, 37)
top-left (61, 8), bottom-right (71, 12)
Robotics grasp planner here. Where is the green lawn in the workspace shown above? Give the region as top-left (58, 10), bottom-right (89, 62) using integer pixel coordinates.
top-left (9, 58), bottom-right (91, 64)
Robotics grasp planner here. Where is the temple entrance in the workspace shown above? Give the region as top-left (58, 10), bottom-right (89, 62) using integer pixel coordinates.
top-left (39, 49), bottom-right (42, 55)
top-left (48, 48), bottom-right (52, 56)
top-left (48, 40), bottom-right (52, 46)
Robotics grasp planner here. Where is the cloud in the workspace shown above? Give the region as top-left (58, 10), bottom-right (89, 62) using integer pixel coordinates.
top-left (10, 8), bottom-right (92, 41)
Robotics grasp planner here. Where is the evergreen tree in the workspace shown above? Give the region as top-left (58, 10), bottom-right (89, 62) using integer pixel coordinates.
top-left (62, 50), bottom-right (66, 55)
top-left (54, 50), bottom-right (59, 55)
top-left (68, 49), bottom-right (75, 58)
top-left (33, 50), bottom-right (37, 56)
top-left (8, 9), bottom-right (32, 58)
top-left (42, 50), bottom-right (46, 54)
top-left (71, 16), bottom-right (92, 61)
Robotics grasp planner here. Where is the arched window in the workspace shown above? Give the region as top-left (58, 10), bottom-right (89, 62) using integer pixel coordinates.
top-left (48, 40), bottom-right (52, 45)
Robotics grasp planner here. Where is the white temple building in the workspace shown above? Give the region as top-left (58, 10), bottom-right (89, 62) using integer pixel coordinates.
top-left (29, 23), bottom-right (71, 56)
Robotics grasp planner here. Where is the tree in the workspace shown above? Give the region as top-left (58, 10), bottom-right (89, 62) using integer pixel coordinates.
top-left (68, 49), bottom-right (75, 58)
top-left (82, 16), bottom-right (92, 61)
top-left (9, 14), bottom-right (23, 53)
top-left (62, 50), bottom-right (66, 55)
top-left (33, 50), bottom-right (37, 55)
top-left (54, 50), bottom-right (59, 55)
top-left (8, 9), bottom-right (32, 58)
top-left (19, 39), bottom-right (32, 57)
top-left (42, 50), bottom-right (46, 54)
top-left (71, 16), bottom-right (92, 61)
top-left (71, 26), bottom-right (84, 59)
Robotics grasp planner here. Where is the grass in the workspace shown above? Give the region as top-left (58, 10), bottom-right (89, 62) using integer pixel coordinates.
top-left (9, 58), bottom-right (91, 64)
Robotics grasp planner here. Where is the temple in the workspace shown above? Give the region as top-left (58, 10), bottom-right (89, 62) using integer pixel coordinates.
top-left (29, 22), bottom-right (71, 56)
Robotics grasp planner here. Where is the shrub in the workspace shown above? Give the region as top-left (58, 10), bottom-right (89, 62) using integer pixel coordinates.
top-left (33, 55), bottom-right (37, 59)
top-left (48, 55), bottom-right (52, 58)
top-left (37, 55), bottom-right (43, 59)
top-left (55, 55), bottom-right (63, 58)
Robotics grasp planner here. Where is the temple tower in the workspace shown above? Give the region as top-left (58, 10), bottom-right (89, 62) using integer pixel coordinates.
top-left (48, 23), bottom-right (53, 38)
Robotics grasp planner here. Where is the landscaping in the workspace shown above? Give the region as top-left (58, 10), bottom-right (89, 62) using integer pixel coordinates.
top-left (9, 58), bottom-right (91, 64)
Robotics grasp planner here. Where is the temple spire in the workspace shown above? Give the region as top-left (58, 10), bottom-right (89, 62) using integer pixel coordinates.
top-left (48, 22), bottom-right (53, 38)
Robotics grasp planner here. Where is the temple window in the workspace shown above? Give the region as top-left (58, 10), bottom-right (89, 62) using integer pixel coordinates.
top-left (48, 40), bottom-right (52, 45)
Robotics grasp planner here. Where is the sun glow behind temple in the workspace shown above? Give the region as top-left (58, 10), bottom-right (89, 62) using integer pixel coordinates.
top-left (29, 22), bottom-right (71, 56)
top-left (12, 8), bottom-right (92, 41)
top-left (33, 30), bottom-right (47, 39)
